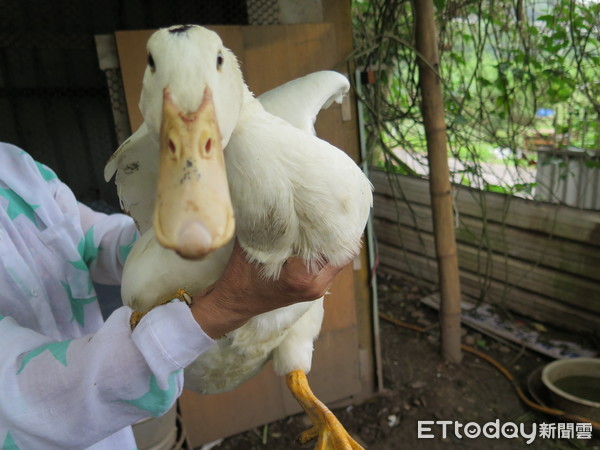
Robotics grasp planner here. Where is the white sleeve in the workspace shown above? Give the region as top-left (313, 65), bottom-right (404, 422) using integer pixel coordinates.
top-left (0, 144), bottom-right (216, 449)
top-left (0, 302), bottom-right (214, 449)
top-left (75, 199), bottom-right (139, 286)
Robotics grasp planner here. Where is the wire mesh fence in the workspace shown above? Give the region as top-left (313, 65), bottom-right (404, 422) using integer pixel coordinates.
top-left (0, 0), bottom-right (250, 208)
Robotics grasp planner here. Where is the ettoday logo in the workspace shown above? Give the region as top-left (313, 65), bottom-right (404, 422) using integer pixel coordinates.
top-left (417, 420), bottom-right (593, 444)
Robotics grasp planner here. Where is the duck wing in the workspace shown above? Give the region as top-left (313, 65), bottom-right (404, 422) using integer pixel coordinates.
top-left (104, 123), bottom-right (158, 233)
top-left (258, 71), bottom-right (349, 135)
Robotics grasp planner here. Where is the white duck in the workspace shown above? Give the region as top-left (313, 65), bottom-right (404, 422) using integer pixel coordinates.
top-left (105, 25), bottom-right (371, 449)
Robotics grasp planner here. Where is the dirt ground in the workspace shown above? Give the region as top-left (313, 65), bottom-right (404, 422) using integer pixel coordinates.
top-left (210, 276), bottom-right (599, 450)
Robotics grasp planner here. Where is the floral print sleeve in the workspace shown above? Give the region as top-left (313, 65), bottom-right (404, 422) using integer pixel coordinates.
top-left (0, 143), bottom-right (214, 449)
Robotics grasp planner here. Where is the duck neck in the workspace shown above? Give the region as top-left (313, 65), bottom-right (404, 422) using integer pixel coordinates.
top-left (241, 85), bottom-right (257, 107)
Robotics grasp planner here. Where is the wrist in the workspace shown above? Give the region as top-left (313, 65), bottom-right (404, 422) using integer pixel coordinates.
top-left (190, 288), bottom-right (250, 339)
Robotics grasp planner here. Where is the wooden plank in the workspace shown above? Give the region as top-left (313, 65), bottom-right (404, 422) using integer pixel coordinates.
top-left (377, 244), bottom-right (600, 332)
top-left (322, 0), bottom-right (361, 162)
top-left (322, 264), bottom-right (357, 332)
top-left (373, 218), bottom-right (436, 259)
top-left (373, 199), bottom-right (600, 281)
top-left (322, 0), bottom-right (378, 398)
top-left (114, 29), bottom-right (153, 132)
top-left (374, 219), bottom-right (599, 313)
top-left (457, 243), bottom-right (599, 313)
top-left (455, 215), bottom-right (599, 282)
top-left (352, 245), bottom-right (379, 399)
top-left (241, 24), bottom-right (335, 96)
top-left (371, 169), bottom-right (600, 245)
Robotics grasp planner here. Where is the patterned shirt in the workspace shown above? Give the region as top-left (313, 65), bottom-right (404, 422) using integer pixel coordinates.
top-left (0, 143), bottom-right (214, 449)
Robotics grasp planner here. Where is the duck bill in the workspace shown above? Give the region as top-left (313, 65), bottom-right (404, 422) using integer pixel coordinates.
top-left (153, 87), bottom-right (235, 259)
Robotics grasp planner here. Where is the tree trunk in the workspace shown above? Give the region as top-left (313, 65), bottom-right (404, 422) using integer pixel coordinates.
top-left (414, 0), bottom-right (462, 363)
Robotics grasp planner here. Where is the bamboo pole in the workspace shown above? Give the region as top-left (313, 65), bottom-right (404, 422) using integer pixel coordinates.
top-left (413, 0), bottom-right (463, 363)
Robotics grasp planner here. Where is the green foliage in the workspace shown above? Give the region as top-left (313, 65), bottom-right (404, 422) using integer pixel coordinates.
top-left (351, 0), bottom-right (600, 193)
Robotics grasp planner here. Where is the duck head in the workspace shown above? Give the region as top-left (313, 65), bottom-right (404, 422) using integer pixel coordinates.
top-left (140, 25), bottom-right (243, 259)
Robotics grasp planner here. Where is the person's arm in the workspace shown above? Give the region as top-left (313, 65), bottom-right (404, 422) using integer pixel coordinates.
top-left (0, 242), bottom-right (340, 449)
top-left (0, 299), bottom-right (211, 448)
top-left (75, 198), bottom-right (139, 285)
top-left (0, 147), bottom-right (203, 448)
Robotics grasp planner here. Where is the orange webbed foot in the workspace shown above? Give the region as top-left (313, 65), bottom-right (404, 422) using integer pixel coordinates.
top-left (286, 370), bottom-right (364, 450)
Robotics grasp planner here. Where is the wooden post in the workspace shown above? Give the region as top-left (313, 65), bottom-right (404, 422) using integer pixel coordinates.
top-left (414, 0), bottom-right (462, 363)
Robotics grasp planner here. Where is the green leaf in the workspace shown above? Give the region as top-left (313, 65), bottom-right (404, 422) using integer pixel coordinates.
top-left (453, 114), bottom-right (468, 126)
top-left (477, 76), bottom-right (492, 87)
top-left (512, 68), bottom-right (527, 80)
top-left (486, 184), bottom-right (510, 194)
top-left (512, 183), bottom-right (536, 194)
top-left (433, 0), bottom-right (446, 12)
top-left (496, 61), bottom-right (511, 73)
top-left (551, 30), bottom-right (567, 42)
top-left (584, 160), bottom-right (600, 170)
top-left (450, 52), bottom-right (466, 65)
top-left (536, 14), bottom-right (554, 24)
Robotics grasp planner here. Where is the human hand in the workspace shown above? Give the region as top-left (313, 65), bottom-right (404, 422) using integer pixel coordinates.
top-left (190, 241), bottom-right (343, 339)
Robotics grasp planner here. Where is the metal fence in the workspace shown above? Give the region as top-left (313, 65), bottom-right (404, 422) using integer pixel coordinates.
top-left (535, 149), bottom-right (600, 210)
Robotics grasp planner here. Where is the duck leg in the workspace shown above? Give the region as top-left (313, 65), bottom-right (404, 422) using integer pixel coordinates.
top-left (286, 370), bottom-right (363, 450)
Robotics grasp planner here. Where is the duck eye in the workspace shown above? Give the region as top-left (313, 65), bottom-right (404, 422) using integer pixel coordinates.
top-left (216, 51), bottom-right (224, 70)
top-left (147, 53), bottom-right (156, 72)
